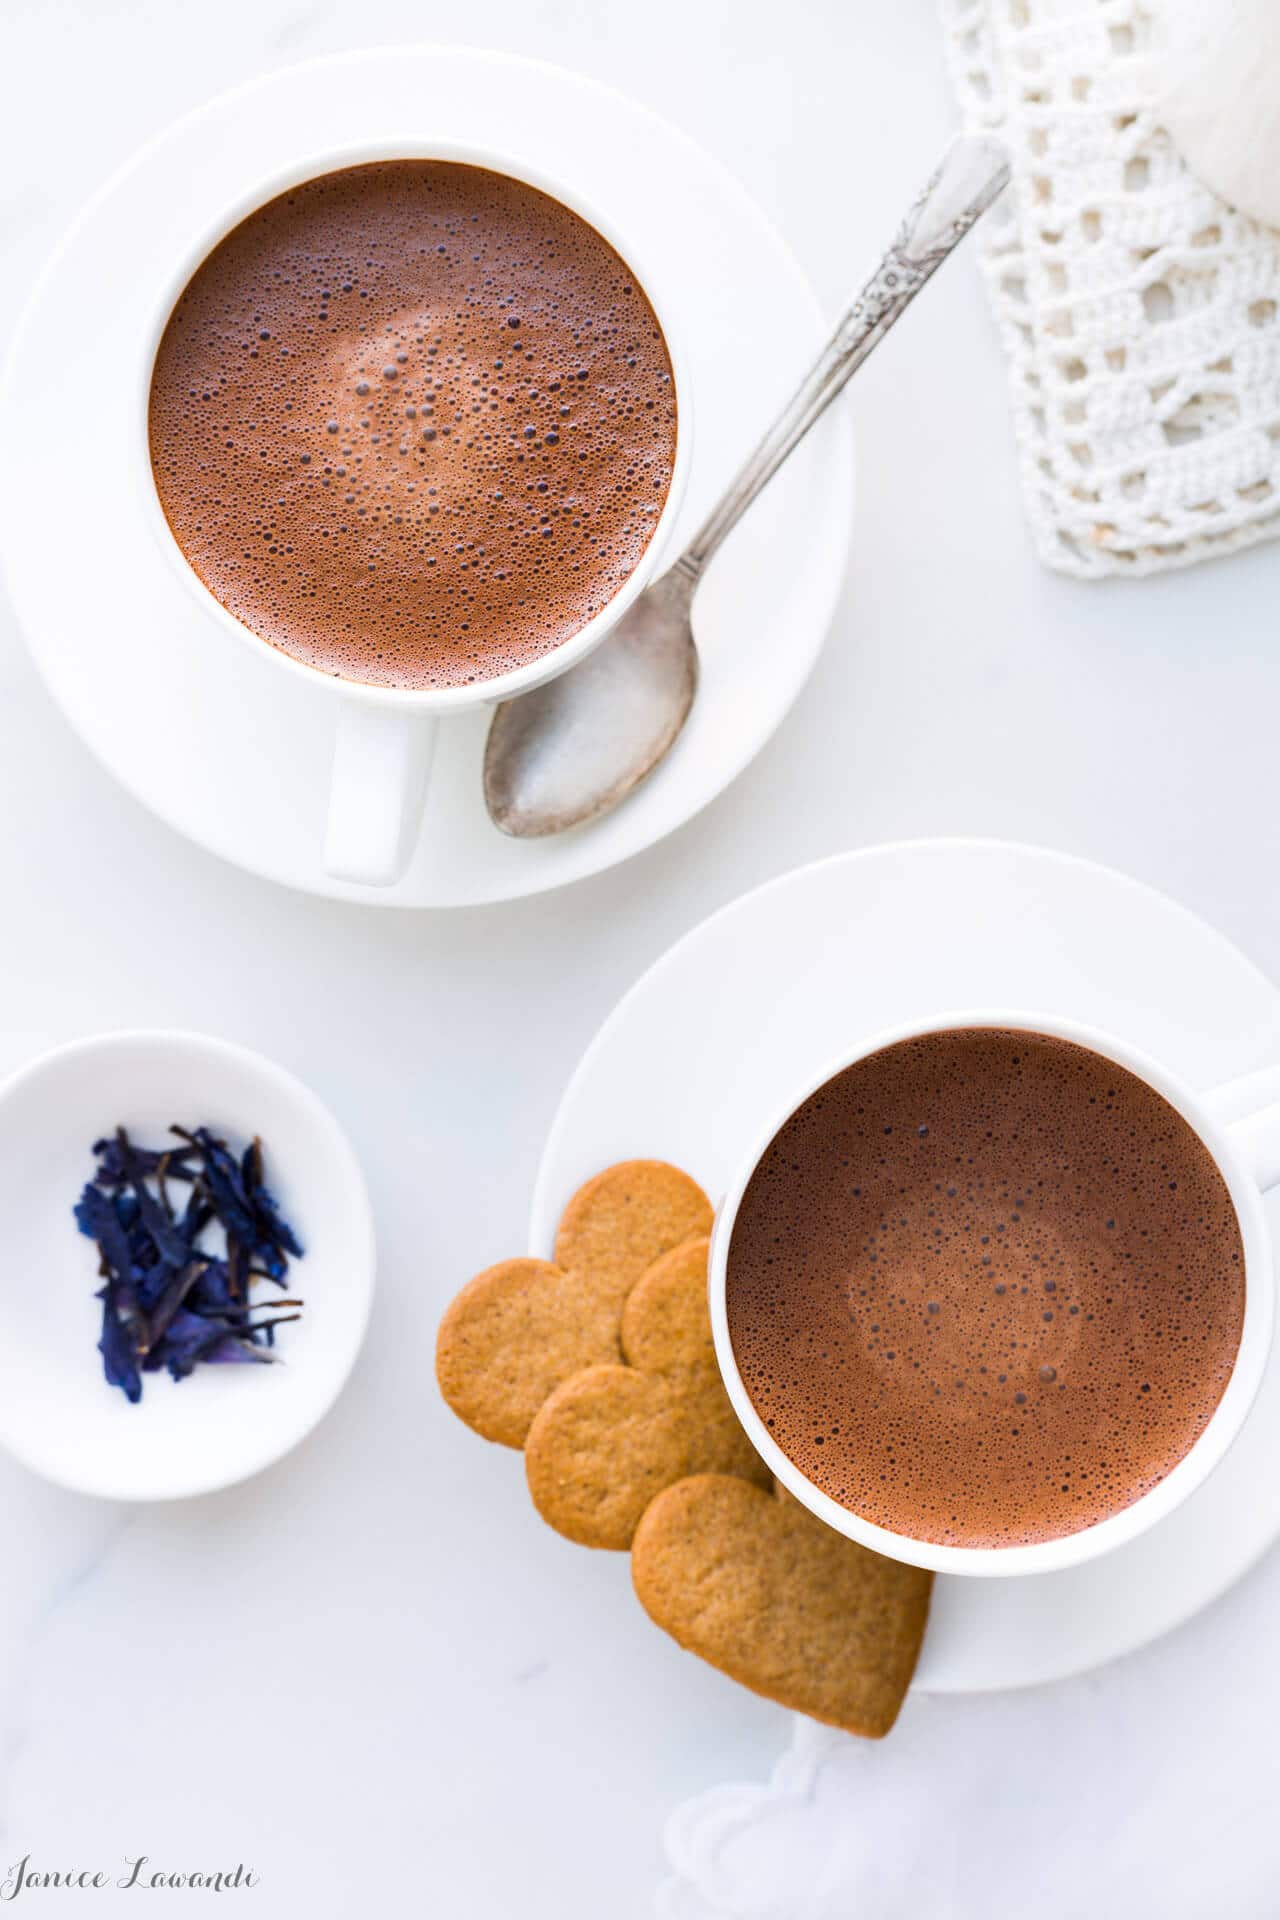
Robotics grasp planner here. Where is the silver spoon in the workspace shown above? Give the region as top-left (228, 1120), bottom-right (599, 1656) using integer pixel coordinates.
top-left (484, 134), bottom-right (1011, 838)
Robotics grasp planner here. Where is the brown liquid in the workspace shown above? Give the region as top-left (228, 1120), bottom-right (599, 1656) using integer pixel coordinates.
top-left (148, 161), bottom-right (678, 690)
top-left (726, 1028), bottom-right (1245, 1548)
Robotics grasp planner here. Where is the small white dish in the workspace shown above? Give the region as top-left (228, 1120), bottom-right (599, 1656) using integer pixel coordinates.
top-left (531, 838), bottom-right (1280, 1692)
top-left (0, 1030), bottom-right (374, 1501)
top-left (0, 48), bottom-right (852, 906)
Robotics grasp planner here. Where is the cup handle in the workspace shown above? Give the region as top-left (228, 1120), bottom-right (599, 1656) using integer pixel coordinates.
top-left (322, 704), bottom-right (438, 887)
top-left (1204, 1066), bottom-right (1280, 1192)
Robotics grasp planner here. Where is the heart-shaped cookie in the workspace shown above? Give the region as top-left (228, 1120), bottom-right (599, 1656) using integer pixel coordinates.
top-left (632, 1474), bottom-right (932, 1738)
top-left (524, 1237), bottom-right (771, 1549)
top-left (436, 1160), bottom-right (712, 1446)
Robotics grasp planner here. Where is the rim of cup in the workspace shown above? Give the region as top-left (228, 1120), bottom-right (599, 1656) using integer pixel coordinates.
top-left (134, 138), bottom-right (694, 712)
top-left (708, 1008), bottom-right (1276, 1579)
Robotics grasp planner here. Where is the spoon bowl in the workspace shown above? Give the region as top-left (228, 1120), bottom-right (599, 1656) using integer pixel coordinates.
top-left (485, 568), bottom-right (698, 837)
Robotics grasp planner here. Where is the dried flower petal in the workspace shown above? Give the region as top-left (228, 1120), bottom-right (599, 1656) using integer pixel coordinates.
top-left (128, 1177), bottom-right (191, 1269)
top-left (76, 1124), bottom-right (304, 1403)
top-left (91, 1129), bottom-right (197, 1190)
top-left (97, 1282), bottom-right (142, 1404)
top-left (74, 1184), bottom-right (136, 1282)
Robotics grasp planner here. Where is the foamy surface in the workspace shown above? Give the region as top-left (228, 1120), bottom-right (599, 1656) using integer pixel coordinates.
top-left (726, 1028), bottom-right (1245, 1548)
top-left (148, 161), bottom-right (678, 689)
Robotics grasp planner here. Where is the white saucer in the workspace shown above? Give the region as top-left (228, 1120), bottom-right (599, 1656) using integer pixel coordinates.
top-left (0, 49), bottom-right (852, 907)
top-left (530, 839), bottom-right (1280, 1693)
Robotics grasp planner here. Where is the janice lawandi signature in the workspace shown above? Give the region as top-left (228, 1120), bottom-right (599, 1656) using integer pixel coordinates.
top-left (1, 1856), bottom-right (259, 1899)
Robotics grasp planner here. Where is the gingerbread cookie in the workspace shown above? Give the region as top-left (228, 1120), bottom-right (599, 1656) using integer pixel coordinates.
top-left (524, 1237), bottom-right (771, 1549)
top-left (632, 1474), bottom-right (932, 1738)
top-left (438, 1157), bottom-right (932, 1736)
top-left (435, 1160), bottom-right (712, 1447)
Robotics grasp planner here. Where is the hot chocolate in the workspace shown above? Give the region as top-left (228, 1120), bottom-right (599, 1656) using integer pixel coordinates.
top-left (725, 1027), bottom-right (1245, 1548)
top-left (148, 161), bottom-right (678, 690)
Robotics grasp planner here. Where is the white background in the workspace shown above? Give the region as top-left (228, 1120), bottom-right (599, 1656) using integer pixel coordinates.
top-left (2, 2), bottom-right (1279, 1915)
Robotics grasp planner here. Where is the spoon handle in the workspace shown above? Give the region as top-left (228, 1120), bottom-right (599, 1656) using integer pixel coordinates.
top-left (675, 135), bottom-right (1011, 583)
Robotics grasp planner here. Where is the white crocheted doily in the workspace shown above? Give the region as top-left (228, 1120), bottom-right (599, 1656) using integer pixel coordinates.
top-left (941, 0), bottom-right (1280, 576)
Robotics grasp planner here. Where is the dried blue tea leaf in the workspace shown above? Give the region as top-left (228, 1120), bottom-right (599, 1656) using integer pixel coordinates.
top-left (177, 1185), bottom-right (215, 1246)
top-left (97, 1282), bottom-right (142, 1405)
top-left (254, 1203), bottom-right (303, 1264)
top-left (75, 1183), bottom-right (137, 1283)
top-left (187, 1257), bottom-right (241, 1320)
top-left (113, 1190), bottom-right (142, 1233)
top-left (252, 1245), bottom-right (287, 1284)
top-left (242, 1137), bottom-right (305, 1262)
top-left (144, 1260), bottom-right (206, 1350)
top-left (75, 1123), bottom-right (305, 1404)
top-left (175, 1127), bottom-right (259, 1245)
top-left (90, 1129), bottom-right (197, 1190)
top-left (128, 1178), bottom-right (192, 1270)
top-left (159, 1307), bottom-right (231, 1379)
top-left (134, 1267), bottom-right (170, 1316)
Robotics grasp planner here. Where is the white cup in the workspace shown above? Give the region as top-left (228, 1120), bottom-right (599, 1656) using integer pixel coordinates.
top-left (137, 143), bottom-right (692, 888)
top-left (708, 1010), bottom-right (1280, 1578)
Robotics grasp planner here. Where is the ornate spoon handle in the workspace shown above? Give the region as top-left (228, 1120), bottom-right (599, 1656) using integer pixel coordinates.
top-left (675, 135), bottom-right (1011, 582)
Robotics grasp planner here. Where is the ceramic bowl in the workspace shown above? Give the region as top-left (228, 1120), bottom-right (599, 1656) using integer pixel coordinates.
top-left (0, 1030), bottom-right (374, 1499)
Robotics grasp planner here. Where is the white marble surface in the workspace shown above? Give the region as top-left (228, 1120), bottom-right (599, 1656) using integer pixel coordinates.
top-left (2, 2), bottom-right (1280, 1916)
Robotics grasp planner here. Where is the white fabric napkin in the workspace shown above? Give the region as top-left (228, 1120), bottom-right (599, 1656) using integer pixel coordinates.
top-left (657, 1533), bottom-right (1280, 1917)
top-left (941, 0), bottom-right (1280, 576)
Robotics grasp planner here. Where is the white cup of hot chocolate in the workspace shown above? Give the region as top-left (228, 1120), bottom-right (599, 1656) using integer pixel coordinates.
top-left (709, 1010), bottom-right (1280, 1578)
top-left (138, 145), bottom-right (692, 887)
